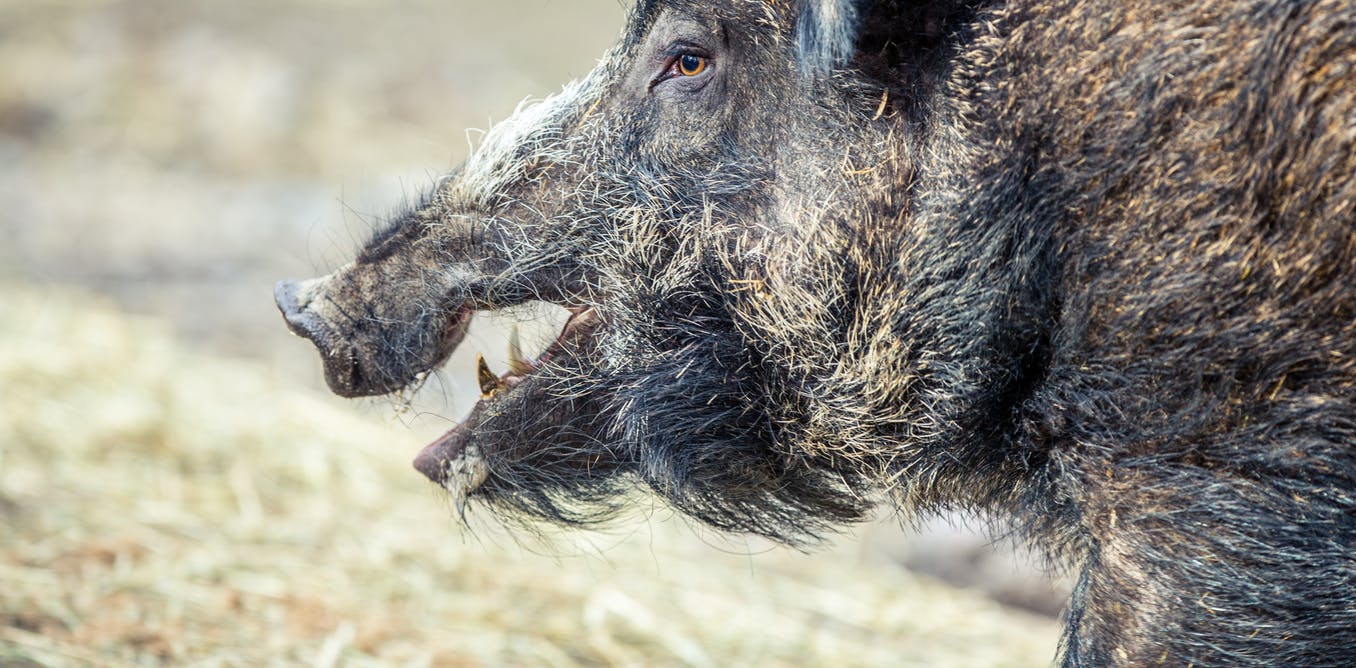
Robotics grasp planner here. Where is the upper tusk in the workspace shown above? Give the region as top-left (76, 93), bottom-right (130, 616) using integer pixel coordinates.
top-left (508, 325), bottom-right (535, 376)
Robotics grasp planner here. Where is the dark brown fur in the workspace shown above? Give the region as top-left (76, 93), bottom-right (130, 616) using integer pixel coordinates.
top-left (277, 1), bottom-right (1356, 664)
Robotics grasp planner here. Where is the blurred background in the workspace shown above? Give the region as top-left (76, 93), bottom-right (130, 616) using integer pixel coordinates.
top-left (0, 1), bottom-right (1067, 665)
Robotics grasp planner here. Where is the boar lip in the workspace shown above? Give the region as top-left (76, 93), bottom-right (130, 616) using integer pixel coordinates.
top-left (413, 307), bottom-right (601, 489)
top-left (413, 401), bottom-right (489, 487)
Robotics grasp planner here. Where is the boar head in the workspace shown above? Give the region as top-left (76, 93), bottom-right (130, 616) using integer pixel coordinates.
top-left (277, 0), bottom-right (986, 542)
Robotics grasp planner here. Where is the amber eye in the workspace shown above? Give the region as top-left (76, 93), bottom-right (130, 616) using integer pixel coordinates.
top-left (678, 54), bottom-right (708, 77)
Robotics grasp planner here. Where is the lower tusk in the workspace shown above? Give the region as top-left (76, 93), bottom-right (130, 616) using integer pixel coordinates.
top-left (476, 353), bottom-right (503, 398)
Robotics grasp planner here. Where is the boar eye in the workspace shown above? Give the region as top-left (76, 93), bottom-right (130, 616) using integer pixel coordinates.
top-left (678, 54), bottom-right (708, 77)
top-left (650, 47), bottom-right (714, 91)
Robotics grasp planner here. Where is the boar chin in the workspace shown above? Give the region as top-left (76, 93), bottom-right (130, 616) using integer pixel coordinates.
top-left (413, 308), bottom-right (605, 504)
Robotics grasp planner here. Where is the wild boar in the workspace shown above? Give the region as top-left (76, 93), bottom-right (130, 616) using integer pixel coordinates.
top-left (275, 0), bottom-right (1356, 664)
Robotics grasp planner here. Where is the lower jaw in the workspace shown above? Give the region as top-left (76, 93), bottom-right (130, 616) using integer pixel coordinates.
top-left (411, 307), bottom-right (602, 487)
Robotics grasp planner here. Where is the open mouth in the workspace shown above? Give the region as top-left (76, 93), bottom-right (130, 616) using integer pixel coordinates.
top-left (413, 306), bottom-right (602, 493)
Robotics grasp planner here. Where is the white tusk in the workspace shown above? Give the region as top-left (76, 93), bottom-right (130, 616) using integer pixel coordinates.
top-left (508, 325), bottom-right (534, 376)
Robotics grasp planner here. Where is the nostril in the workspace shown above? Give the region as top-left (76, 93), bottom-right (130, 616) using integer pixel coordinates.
top-left (273, 277), bottom-right (371, 397)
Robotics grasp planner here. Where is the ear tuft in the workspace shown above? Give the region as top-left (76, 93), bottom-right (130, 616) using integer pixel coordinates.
top-left (795, 0), bottom-right (870, 74)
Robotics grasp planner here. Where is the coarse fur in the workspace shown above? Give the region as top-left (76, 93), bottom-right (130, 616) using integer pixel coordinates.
top-left (276, 0), bottom-right (1356, 665)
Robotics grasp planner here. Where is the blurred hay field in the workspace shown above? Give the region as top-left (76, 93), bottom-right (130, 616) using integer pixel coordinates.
top-left (1, 287), bottom-right (1059, 666)
top-left (1, 1), bottom-right (1063, 665)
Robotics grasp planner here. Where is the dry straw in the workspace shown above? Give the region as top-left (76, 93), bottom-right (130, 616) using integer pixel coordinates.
top-left (0, 285), bottom-right (1057, 667)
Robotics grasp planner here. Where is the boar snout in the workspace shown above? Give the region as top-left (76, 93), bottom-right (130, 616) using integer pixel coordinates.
top-left (273, 275), bottom-right (473, 398)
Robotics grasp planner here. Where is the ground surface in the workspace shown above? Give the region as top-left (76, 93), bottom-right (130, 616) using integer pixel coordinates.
top-left (0, 286), bottom-right (1061, 667)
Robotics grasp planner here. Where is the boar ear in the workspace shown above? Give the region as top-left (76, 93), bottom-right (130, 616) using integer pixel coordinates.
top-left (795, 0), bottom-right (874, 73)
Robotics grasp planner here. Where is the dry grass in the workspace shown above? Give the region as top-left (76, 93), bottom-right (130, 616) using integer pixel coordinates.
top-left (0, 285), bottom-right (1060, 667)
